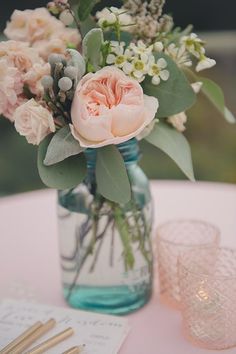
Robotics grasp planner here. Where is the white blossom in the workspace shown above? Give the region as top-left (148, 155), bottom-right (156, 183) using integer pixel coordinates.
top-left (181, 33), bottom-right (205, 59)
top-left (148, 57), bottom-right (169, 85)
top-left (165, 43), bottom-right (192, 67)
top-left (129, 56), bottom-right (150, 82)
top-left (96, 8), bottom-right (116, 26)
top-left (191, 81), bottom-right (203, 93)
top-left (196, 57), bottom-right (216, 72)
top-left (106, 42), bottom-right (132, 68)
top-left (168, 112), bottom-right (187, 132)
top-left (105, 40), bottom-right (170, 84)
top-left (153, 41), bottom-right (164, 52)
top-left (96, 7), bottom-right (132, 29)
top-left (130, 40), bottom-right (153, 56)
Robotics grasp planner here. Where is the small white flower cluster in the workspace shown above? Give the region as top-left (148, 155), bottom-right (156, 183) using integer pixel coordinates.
top-left (165, 43), bottom-right (192, 68)
top-left (106, 40), bottom-right (170, 85)
top-left (180, 33), bottom-right (216, 72)
top-left (96, 7), bottom-right (133, 30)
top-left (152, 32), bottom-right (216, 72)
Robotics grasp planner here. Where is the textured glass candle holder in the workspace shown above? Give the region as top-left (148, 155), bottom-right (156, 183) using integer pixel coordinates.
top-left (178, 248), bottom-right (236, 350)
top-left (156, 220), bottom-right (220, 309)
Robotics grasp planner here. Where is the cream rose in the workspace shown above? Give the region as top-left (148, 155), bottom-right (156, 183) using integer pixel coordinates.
top-left (23, 63), bottom-right (50, 96)
top-left (0, 58), bottom-right (24, 121)
top-left (32, 27), bottom-right (81, 61)
top-left (0, 40), bottom-right (42, 72)
top-left (4, 9), bottom-right (32, 42)
top-left (70, 67), bottom-right (159, 147)
top-left (14, 99), bottom-right (55, 145)
top-left (4, 8), bottom-right (64, 43)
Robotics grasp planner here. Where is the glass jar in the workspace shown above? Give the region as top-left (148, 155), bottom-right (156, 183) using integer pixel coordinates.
top-left (58, 138), bottom-right (153, 315)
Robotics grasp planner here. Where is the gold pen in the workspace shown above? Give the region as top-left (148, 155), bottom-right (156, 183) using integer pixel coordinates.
top-left (0, 321), bottom-right (43, 354)
top-left (25, 327), bottom-right (74, 354)
top-left (11, 319), bottom-right (56, 354)
top-left (62, 345), bottom-right (85, 354)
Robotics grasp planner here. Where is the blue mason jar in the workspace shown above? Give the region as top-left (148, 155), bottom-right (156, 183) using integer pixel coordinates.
top-left (58, 138), bottom-right (153, 315)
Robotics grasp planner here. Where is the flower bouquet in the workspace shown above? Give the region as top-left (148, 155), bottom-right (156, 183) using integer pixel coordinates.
top-left (1, 0), bottom-right (234, 314)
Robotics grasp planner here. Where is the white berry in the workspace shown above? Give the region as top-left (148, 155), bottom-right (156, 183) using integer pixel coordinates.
top-left (58, 77), bottom-right (73, 91)
top-left (48, 53), bottom-right (64, 66)
top-left (64, 66), bottom-right (78, 79)
top-left (41, 75), bottom-right (54, 89)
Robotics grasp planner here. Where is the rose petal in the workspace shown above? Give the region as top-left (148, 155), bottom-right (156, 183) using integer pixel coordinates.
top-left (111, 104), bottom-right (145, 136)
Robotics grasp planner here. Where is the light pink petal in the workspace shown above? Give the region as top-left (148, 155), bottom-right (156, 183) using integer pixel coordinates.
top-left (143, 94), bottom-right (159, 124)
top-left (74, 114), bottom-right (114, 142)
top-left (111, 104), bottom-right (145, 136)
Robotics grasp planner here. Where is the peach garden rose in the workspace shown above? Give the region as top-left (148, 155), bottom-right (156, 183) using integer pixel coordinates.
top-left (70, 66), bottom-right (159, 148)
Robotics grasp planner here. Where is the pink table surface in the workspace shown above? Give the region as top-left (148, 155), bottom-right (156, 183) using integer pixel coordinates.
top-left (0, 181), bottom-right (236, 354)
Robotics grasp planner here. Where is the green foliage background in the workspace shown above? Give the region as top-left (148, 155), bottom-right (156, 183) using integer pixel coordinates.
top-left (0, 1), bottom-right (236, 196)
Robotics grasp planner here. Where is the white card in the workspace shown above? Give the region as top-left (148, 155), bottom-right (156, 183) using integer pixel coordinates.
top-left (0, 299), bottom-right (130, 354)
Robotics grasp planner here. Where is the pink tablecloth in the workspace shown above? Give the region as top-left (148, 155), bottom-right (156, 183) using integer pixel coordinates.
top-left (0, 181), bottom-right (236, 354)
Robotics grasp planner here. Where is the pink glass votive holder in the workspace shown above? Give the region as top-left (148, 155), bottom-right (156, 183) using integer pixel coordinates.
top-left (178, 247), bottom-right (236, 350)
top-left (156, 220), bottom-right (220, 309)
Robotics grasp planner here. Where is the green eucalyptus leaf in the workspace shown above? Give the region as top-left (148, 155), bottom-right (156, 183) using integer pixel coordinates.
top-left (224, 107), bottom-right (236, 124)
top-left (38, 135), bottom-right (87, 190)
top-left (78, 0), bottom-right (100, 22)
top-left (80, 16), bottom-right (98, 37)
top-left (142, 53), bottom-right (196, 118)
top-left (145, 122), bottom-right (195, 181)
top-left (184, 69), bottom-right (236, 123)
top-left (82, 28), bottom-right (103, 71)
top-left (200, 77), bottom-right (236, 124)
top-left (96, 145), bottom-right (131, 204)
top-left (104, 30), bottom-right (133, 45)
top-left (44, 126), bottom-right (85, 166)
top-left (67, 48), bottom-right (86, 78)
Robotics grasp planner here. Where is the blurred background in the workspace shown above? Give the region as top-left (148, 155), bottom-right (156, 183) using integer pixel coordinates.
top-left (0, 0), bottom-right (236, 196)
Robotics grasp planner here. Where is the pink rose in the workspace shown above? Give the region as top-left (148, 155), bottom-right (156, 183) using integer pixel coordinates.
top-left (14, 99), bottom-right (55, 145)
top-left (4, 8), bottom-right (64, 44)
top-left (4, 8), bottom-right (81, 61)
top-left (23, 63), bottom-right (50, 96)
top-left (70, 67), bottom-right (159, 147)
top-left (4, 9), bottom-right (32, 42)
top-left (32, 38), bottom-right (67, 60)
top-left (27, 8), bottom-right (64, 42)
top-left (0, 40), bottom-right (42, 72)
top-left (0, 59), bottom-right (24, 121)
top-left (55, 28), bottom-right (81, 47)
top-left (33, 28), bottom-right (81, 60)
